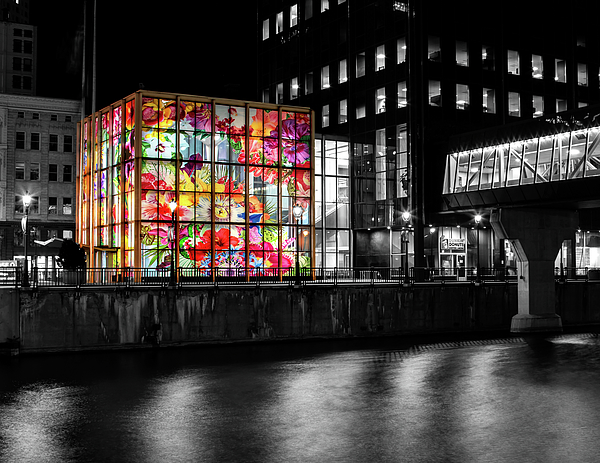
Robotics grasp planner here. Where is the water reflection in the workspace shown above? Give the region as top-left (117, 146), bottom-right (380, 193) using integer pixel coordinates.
top-left (1, 335), bottom-right (600, 462)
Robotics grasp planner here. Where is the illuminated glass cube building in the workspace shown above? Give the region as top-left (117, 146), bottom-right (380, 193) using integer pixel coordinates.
top-left (77, 91), bottom-right (314, 273)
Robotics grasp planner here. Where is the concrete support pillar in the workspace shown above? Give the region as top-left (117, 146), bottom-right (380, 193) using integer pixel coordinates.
top-left (491, 208), bottom-right (578, 333)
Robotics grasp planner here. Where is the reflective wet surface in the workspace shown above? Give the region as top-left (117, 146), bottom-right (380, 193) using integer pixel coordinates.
top-left (1, 334), bottom-right (600, 463)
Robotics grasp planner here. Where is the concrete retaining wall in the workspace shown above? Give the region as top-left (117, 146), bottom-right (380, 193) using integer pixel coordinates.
top-left (0, 281), bottom-right (597, 353)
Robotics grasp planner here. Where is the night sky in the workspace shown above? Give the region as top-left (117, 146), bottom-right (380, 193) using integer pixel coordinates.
top-left (30, 1), bottom-right (258, 111)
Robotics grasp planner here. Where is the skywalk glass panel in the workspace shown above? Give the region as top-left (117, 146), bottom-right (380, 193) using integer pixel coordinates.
top-left (444, 121), bottom-right (600, 194)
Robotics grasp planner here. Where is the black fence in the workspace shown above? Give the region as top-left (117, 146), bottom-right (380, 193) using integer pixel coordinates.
top-left (0, 265), bottom-right (598, 288)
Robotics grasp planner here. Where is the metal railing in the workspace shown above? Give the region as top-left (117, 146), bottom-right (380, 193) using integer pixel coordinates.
top-left (1, 266), bottom-right (599, 288)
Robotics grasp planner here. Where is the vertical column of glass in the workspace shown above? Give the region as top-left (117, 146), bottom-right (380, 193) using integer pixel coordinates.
top-left (138, 98), bottom-right (178, 270)
top-left (80, 120), bottom-right (90, 247)
top-left (281, 111), bottom-right (312, 273)
top-left (213, 104), bottom-right (247, 274)
top-left (111, 104), bottom-right (122, 268)
top-left (123, 99), bottom-right (135, 267)
top-left (314, 138), bottom-right (323, 268)
top-left (92, 115), bottom-right (100, 253)
top-left (247, 107), bottom-right (282, 274)
top-left (98, 112), bottom-right (110, 258)
top-left (177, 100), bottom-right (212, 273)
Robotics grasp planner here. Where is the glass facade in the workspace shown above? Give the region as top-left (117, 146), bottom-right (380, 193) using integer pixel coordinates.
top-left (314, 137), bottom-right (350, 268)
top-left (78, 91), bottom-right (314, 274)
top-left (443, 126), bottom-right (600, 194)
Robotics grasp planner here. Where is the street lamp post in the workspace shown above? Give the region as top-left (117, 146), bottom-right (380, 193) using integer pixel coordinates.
top-left (401, 211), bottom-right (411, 285)
top-left (475, 214), bottom-right (482, 283)
top-left (22, 193), bottom-right (32, 288)
top-left (168, 199), bottom-right (178, 286)
top-left (292, 204), bottom-right (304, 286)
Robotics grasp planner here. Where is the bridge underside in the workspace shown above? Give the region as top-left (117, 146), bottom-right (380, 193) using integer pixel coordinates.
top-left (443, 177), bottom-right (600, 213)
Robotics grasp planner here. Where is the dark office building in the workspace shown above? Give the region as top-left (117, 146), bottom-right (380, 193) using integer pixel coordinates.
top-left (257, 0), bottom-right (600, 272)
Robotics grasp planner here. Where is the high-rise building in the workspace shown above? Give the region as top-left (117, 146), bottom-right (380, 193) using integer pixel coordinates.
top-left (257, 0), bottom-right (600, 271)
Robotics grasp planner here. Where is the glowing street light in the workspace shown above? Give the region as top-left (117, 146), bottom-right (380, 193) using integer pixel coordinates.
top-left (292, 204), bottom-right (304, 286)
top-left (475, 214), bottom-right (482, 283)
top-left (169, 199), bottom-right (178, 286)
top-left (401, 211), bottom-right (411, 284)
top-left (22, 193), bottom-right (32, 288)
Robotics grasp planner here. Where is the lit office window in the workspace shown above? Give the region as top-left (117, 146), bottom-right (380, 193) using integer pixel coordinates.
top-left (63, 197), bottom-right (72, 215)
top-left (483, 88), bottom-right (495, 113)
top-left (532, 54), bottom-right (543, 78)
top-left (356, 103), bottom-right (366, 119)
top-left (428, 36), bottom-right (441, 62)
top-left (376, 88), bottom-right (386, 113)
top-left (290, 4), bottom-right (298, 27)
top-left (456, 84), bottom-right (469, 110)
top-left (482, 45), bottom-right (494, 70)
top-left (397, 82), bottom-right (407, 108)
top-left (339, 59), bottom-right (348, 83)
top-left (262, 19), bottom-right (269, 40)
top-left (262, 88), bottom-right (269, 103)
top-left (579, 101), bottom-right (588, 108)
top-left (393, 2), bottom-right (408, 12)
top-left (339, 99), bottom-right (348, 123)
top-left (396, 124), bottom-right (408, 198)
top-left (556, 98), bottom-right (567, 112)
top-left (291, 77), bottom-right (299, 99)
top-left (429, 80), bottom-right (441, 106)
top-left (533, 95), bottom-right (544, 117)
top-left (15, 161), bottom-right (24, 179)
top-left (578, 63), bottom-right (588, 86)
top-left (376, 45), bottom-right (385, 71)
top-left (321, 65), bottom-right (330, 89)
top-left (397, 37), bottom-right (407, 64)
top-left (356, 52), bottom-right (366, 77)
top-left (456, 41), bottom-right (468, 66)
top-left (507, 50), bottom-right (520, 75)
top-left (508, 92), bottom-right (521, 116)
top-left (321, 0), bottom-right (329, 12)
top-left (276, 12), bottom-right (283, 34)
top-left (276, 82), bottom-right (283, 103)
top-left (555, 59), bottom-right (567, 82)
top-left (322, 104), bottom-right (330, 127)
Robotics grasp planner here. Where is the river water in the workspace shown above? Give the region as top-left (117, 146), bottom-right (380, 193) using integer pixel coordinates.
top-left (1, 334), bottom-right (600, 463)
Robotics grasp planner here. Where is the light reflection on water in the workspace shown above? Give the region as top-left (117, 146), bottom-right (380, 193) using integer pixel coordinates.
top-left (1, 336), bottom-right (600, 463)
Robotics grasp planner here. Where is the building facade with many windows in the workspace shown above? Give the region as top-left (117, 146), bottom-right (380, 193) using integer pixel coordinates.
top-left (0, 94), bottom-right (80, 269)
top-left (0, 20), bottom-right (36, 96)
top-left (258, 0), bottom-right (600, 272)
